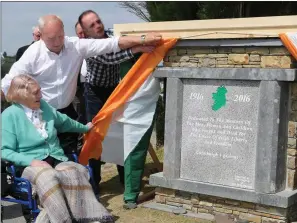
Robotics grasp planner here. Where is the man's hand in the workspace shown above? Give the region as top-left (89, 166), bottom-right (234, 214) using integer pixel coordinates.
top-left (142, 32), bottom-right (162, 46)
top-left (131, 45), bottom-right (155, 54)
top-left (30, 160), bottom-right (52, 167)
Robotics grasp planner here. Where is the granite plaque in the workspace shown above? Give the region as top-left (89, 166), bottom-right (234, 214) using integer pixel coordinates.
top-left (180, 79), bottom-right (260, 190)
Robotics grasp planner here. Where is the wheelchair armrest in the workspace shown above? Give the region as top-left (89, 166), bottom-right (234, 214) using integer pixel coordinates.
top-left (1, 160), bottom-right (17, 177)
top-left (2, 160), bottom-right (14, 168)
top-left (71, 154), bottom-right (78, 163)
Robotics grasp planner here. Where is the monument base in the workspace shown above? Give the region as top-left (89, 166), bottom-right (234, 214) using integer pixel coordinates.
top-left (150, 172), bottom-right (297, 222)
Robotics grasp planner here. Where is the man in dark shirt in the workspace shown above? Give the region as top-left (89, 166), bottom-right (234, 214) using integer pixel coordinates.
top-left (78, 10), bottom-right (154, 196)
top-left (15, 26), bottom-right (40, 61)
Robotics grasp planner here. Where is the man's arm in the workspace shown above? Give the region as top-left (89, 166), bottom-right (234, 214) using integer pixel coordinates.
top-left (79, 33), bottom-right (162, 59)
top-left (87, 45), bottom-right (156, 65)
top-left (1, 48), bottom-right (33, 98)
top-left (118, 33), bottom-right (162, 50)
top-left (89, 48), bottom-right (134, 65)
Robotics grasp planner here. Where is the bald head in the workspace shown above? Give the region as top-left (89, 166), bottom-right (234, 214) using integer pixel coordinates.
top-left (38, 15), bottom-right (65, 54)
top-left (38, 15), bottom-right (64, 31)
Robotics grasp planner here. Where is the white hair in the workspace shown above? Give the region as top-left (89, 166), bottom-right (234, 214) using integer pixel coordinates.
top-left (38, 15), bottom-right (63, 31)
top-left (32, 26), bottom-right (39, 33)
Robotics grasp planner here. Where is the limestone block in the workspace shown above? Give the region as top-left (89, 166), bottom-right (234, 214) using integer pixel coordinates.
top-left (246, 47), bottom-right (269, 55)
top-left (290, 112), bottom-right (297, 122)
top-left (199, 201), bottom-right (213, 207)
top-left (179, 62), bottom-right (198, 67)
top-left (213, 207), bottom-right (233, 214)
top-left (224, 200), bottom-right (240, 206)
top-left (179, 55), bottom-right (190, 62)
top-left (260, 56), bottom-right (292, 68)
top-left (228, 54), bottom-right (249, 65)
top-left (177, 49), bottom-right (187, 55)
top-left (155, 187), bottom-right (175, 197)
top-left (292, 100), bottom-right (297, 111)
top-left (291, 83), bottom-right (297, 97)
top-left (239, 213), bottom-right (262, 223)
top-left (216, 58), bottom-right (228, 65)
top-left (262, 217), bottom-right (286, 223)
top-left (163, 62), bottom-right (180, 67)
top-left (288, 149), bottom-right (297, 156)
top-left (287, 169), bottom-right (297, 189)
top-left (207, 54), bottom-right (228, 58)
top-left (217, 65), bottom-right (235, 68)
top-left (249, 55), bottom-right (261, 62)
top-left (269, 47), bottom-right (290, 56)
top-left (288, 122), bottom-right (297, 138)
top-left (155, 195), bottom-right (166, 204)
top-left (187, 48), bottom-right (214, 55)
top-left (287, 156), bottom-right (297, 169)
top-left (166, 49), bottom-right (177, 56)
top-left (200, 58), bottom-right (216, 67)
top-left (198, 208), bottom-right (210, 213)
top-left (243, 65), bottom-right (261, 68)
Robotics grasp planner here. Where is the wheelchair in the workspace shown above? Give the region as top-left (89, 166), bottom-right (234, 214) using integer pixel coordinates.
top-left (1, 154), bottom-right (95, 222)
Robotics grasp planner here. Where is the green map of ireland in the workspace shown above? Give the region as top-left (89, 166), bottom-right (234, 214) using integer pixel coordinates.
top-left (212, 86), bottom-right (227, 111)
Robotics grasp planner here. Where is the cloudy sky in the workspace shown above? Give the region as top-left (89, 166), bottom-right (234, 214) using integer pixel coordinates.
top-left (1, 2), bottom-right (145, 55)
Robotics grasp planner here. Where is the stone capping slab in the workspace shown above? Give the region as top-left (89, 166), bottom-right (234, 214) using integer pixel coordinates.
top-left (114, 15), bottom-right (297, 39)
top-left (153, 67), bottom-right (297, 81)
top-left (150, 172), bottom-right (297, 208)
top-left (175, 38), bottom-right (283, 47)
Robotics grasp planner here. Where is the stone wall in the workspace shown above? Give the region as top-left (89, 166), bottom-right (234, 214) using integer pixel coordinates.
top-left (163, 46), bottom-right (295, 69)
top-left (155, 187), bottom-right (297, 223)
top-left (155, 46), bottom-right (297, 222)
top-left (288, 82), bottom-right (297, 190)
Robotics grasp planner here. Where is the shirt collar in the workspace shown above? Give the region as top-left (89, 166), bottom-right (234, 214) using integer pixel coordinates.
top-left (20, 104), bottom-right (42, 115)
top-left (41, 37), bottom-right (67, 54)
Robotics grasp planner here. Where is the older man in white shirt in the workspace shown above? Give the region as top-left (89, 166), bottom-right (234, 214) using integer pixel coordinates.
top-left (1, 14), bottom-right (162, 155)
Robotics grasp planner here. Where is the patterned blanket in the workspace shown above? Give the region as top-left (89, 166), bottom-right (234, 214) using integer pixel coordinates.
top-left (22, 161), bottom-right (114, 223)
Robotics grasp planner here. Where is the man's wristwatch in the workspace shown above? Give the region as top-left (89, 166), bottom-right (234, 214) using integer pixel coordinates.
top-left (141, 35), bottom-right (146, 45)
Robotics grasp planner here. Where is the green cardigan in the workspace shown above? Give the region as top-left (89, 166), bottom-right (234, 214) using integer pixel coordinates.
top-left (1, 99), bottom-right (89, 166)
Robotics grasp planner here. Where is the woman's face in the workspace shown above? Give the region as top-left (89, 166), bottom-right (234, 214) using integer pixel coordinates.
top-left (21, 83), bottom-right (42, 110)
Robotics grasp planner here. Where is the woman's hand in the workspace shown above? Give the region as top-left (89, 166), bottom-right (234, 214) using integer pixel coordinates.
top-left (30, 160), bottom-right (52, 167)
top-left (86, 122), bottom-right (94, 131)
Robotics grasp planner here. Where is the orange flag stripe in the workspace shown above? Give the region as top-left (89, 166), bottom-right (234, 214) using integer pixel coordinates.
top-left (279, 33), bottom-right (297, 61)
top-left (79, 38), bottom-right (178, 165)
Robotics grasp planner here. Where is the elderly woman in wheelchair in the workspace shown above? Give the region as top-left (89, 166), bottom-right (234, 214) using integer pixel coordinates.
top-left (1, 75), bottom-right (114, 223)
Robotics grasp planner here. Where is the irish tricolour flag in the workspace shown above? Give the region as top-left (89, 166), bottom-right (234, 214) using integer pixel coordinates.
top-left (279, 32), bottom-right (297, 60)
top-left (79, 38), bottom-right (178, 201)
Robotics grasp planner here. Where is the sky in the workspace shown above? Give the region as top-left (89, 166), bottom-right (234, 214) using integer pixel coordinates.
top-left (1, 2), bottom-right (145, 55)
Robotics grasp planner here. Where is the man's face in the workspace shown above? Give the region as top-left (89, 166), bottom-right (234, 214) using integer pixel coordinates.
top-left (41, 21), bottom-right (65, 54)
top-left (75, 23), bottom-right (85, 39)
top-left (81, 12), bottom-right (105, 39)
top-left (32, 28), bottom-right (41, 41)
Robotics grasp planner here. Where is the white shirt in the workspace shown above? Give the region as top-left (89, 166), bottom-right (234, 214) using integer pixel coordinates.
top-left (21, 105), bottom-right (48, 139)
top-left (2, 36), bottom-right (120, 109)
top-left (80, 59), bottom-right (87, 83)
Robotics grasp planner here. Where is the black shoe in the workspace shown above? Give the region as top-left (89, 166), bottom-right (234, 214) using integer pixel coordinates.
top-left (123, 202), bottom-right (137, 210)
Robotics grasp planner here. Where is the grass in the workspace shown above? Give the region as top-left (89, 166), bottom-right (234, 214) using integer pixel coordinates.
top-left (99, 147), bottom-right (212, 223)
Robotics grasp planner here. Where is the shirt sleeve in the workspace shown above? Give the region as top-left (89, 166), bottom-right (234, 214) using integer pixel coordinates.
top-left (87, 48), bottom-right (134, 65)
top-left (78, 37), bottom-right (121, 59)
top-left (1, 48), bottom-right (33, 95)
